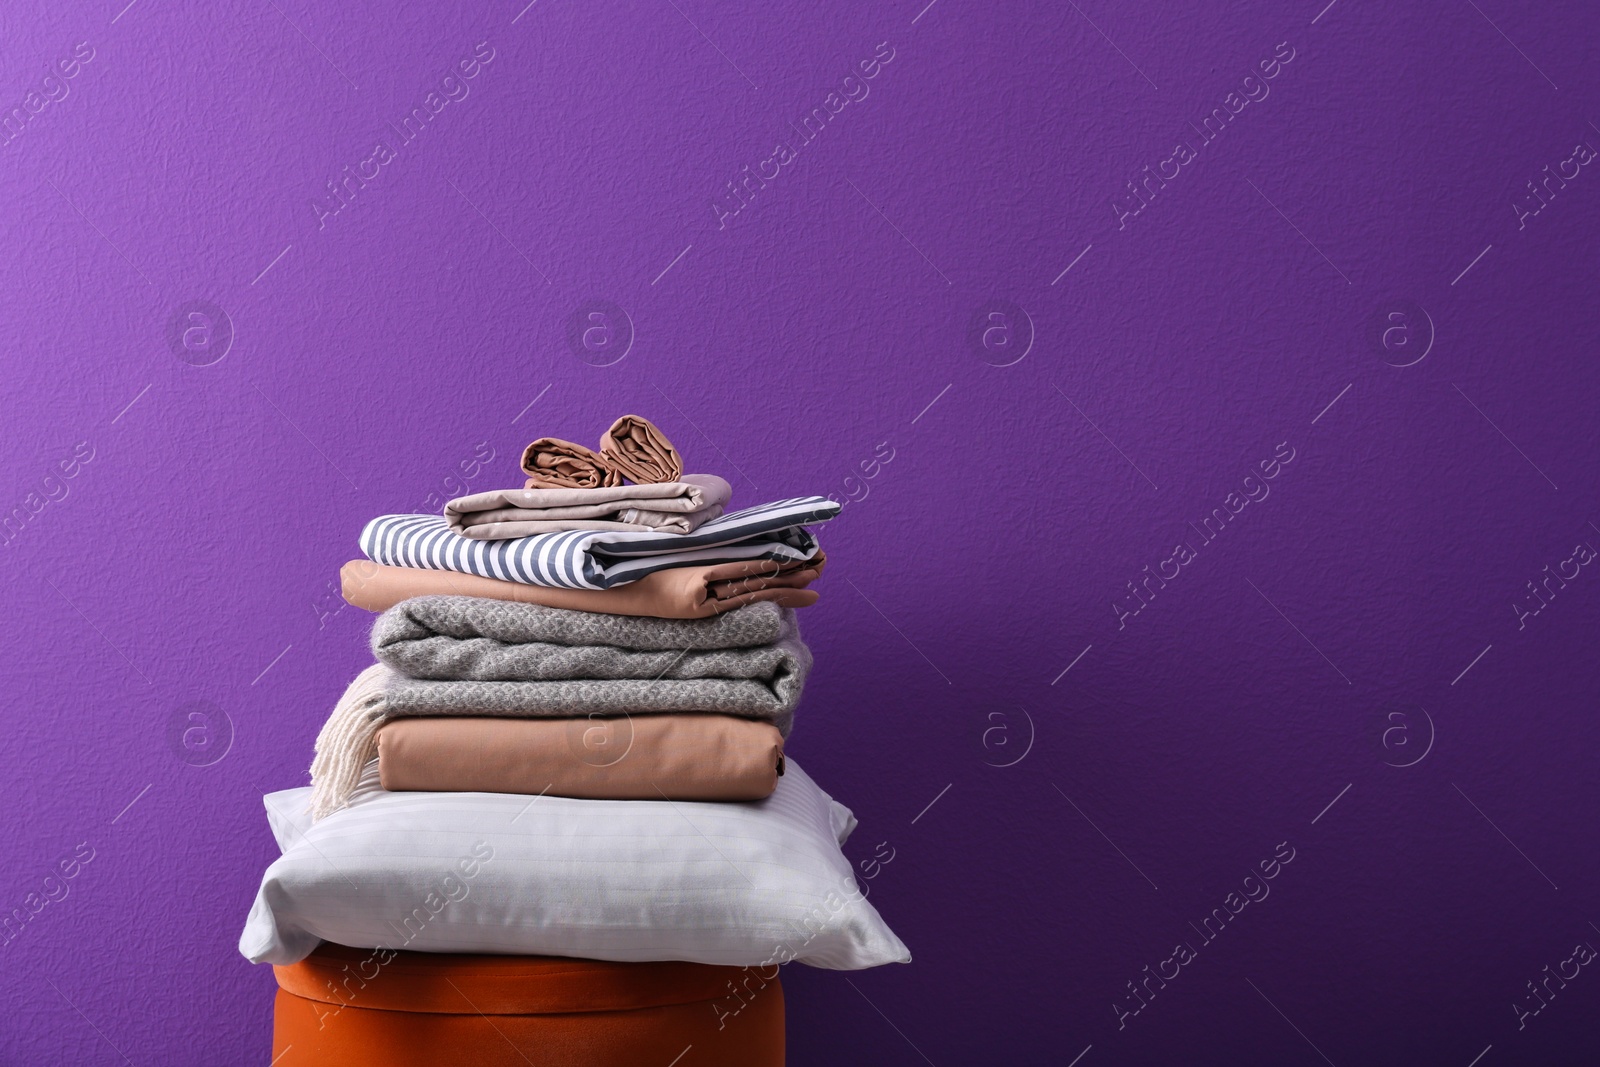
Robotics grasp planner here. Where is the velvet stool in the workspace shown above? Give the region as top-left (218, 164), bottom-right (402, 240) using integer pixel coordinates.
top-left (271, 943), bottom-right (785, 1066)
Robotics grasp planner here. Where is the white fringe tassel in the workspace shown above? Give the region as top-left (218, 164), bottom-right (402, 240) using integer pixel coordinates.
top-left (308, 663), bottom-right (393, 820)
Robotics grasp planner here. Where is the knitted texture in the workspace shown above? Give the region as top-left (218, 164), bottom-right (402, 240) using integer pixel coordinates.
top-left (383, 673), bottom-right (806, 727)
top-left (308, 599), bottom-right (809, 818)
top-left (373, 596), bottom-right (790, 672)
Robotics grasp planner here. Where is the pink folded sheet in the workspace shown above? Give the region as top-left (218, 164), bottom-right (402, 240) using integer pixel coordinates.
top-left (376, 714), bottom-right (784, 801)
top-left (340, 552), bottom-right (826, 619)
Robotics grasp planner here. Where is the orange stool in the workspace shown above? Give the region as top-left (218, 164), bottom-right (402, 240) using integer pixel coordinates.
top-left (272, 943), bottom-right (785, 1066)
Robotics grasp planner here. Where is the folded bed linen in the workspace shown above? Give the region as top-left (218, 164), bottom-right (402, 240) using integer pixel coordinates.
top-left (596, 414), bottom-right (682, 485)
top-left (361, 497), bottom-right (839, 591)
top-left (519, 416), bottom-right (682, 489)
top-left (519, 437), bottom-right (618, 489)
top-left (376, 715), bottom-right (785, 800)
top-left (310, 599), bottom-right (810, 816)
top-left (243, 760), bottom-right (911, 970)
top-left (374, 595), bottom-right (798, 675)
top-left (340, 553), bottom-right (826, 618)
top-left (444, 474), bottom-right (731, 539)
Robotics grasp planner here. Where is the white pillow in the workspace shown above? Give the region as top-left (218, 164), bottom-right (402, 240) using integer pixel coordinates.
top-left (239, 759), bottom-right (908, 970)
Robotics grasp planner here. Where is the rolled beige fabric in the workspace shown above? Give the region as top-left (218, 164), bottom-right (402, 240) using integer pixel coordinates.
top-left (599, 414), bottom-right (682, 484)
top-left (376, 714), bottom-right (785, 801)
top-left (520, 437), bottom-right (620, 489)
top-left (339, 552), bottom-right (826, 619)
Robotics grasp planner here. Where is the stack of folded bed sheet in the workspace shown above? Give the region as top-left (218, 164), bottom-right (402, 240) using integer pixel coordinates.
top-left (240, 415), bottom-right (908, 1065)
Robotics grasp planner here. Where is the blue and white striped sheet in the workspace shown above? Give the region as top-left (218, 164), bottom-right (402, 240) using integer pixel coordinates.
top-left (360, 496), bottom-right (840, 590)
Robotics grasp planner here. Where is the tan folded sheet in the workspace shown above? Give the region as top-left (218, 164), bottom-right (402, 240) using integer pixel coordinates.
top-left (520, 438), bottom-right (620, 490)
top-left (445, 474), bottom-right (731, 539)
top-left (341, 552), bottom-right (826, 619)
top-left (599, 414), bottom-right (683, 484)
top-left (520, 415), bottom-right (682, 489)
top-left (376, 714), bottom-right (784, 800)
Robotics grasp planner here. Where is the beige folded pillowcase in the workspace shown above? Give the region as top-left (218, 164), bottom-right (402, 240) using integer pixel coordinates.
top-left (445, 474), bottom-right (731, 539)
top-left (376, 714), bottom-right (784, 801)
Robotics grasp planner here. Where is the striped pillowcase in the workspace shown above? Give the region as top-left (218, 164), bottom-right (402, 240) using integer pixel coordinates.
top-left (360, 496), bottom-right (840, 590)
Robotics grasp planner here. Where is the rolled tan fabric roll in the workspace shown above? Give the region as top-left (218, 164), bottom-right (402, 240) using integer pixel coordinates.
top-left (376, 714), bottom-right (785, 801)
top-left (599, 415), bottom-right (682, 484)
top-left (520, 438), bottom-right (621, 489)
top-left (340, 552), bottom-right (826, 619)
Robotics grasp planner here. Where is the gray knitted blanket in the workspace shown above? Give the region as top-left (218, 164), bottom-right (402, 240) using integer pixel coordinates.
top-left (374, 594), bottom-right (792, 672)
top-left (376, 596), bottom-right (808, 725)
top-left (309, 596), bottom-right (809, 817)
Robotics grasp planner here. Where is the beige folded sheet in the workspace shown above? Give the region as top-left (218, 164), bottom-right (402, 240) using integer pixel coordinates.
top-left (375, 714), bottom-right (784, 801)
top-left (445, 474), bottom-right (731, 539)
top-left (340, 552), bottom-right (826, 619)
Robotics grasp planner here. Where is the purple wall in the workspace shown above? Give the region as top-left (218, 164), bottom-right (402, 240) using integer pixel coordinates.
top-left (2, 0), bottom-right (1597, 1062)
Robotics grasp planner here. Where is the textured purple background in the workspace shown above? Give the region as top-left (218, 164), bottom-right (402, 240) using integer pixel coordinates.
top-left (2, 0), bottom-right (1598, 1063)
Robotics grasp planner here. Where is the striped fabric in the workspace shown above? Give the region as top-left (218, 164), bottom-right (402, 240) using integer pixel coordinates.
top-left (360, 496), bottom-right (840, 590)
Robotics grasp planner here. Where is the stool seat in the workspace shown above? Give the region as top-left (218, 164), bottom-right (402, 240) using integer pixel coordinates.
top-left (272, 943), bottom-right (785, 1066)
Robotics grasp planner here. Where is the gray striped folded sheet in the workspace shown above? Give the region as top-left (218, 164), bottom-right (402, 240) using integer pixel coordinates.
top-left (360, 496), bottom-right (839, 591)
